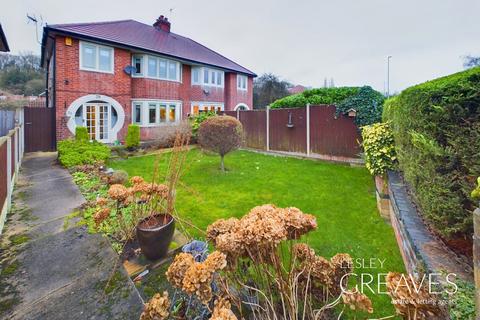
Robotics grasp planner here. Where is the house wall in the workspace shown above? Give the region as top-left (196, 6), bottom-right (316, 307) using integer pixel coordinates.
top-left (54, 36), bottom-right (132, 141)
top-left (53, 35), bottom-right (254, 143)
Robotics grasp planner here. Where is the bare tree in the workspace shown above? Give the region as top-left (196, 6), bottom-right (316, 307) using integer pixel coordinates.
top-left (253, 73), bottom-right (292, 109)
top-left (463, 55), bottom-right (480, 68)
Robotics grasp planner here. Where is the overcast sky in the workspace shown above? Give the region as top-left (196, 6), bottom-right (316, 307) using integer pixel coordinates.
top-left (2, 0), bottom-right (480, 93)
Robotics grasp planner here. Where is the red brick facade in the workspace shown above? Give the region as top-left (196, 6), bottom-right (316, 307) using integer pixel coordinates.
top-left (52, 35), bottom-right (254, 142)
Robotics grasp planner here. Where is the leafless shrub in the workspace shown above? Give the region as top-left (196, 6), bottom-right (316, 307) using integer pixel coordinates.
top-left (147, 121), bottom-right (192, 149)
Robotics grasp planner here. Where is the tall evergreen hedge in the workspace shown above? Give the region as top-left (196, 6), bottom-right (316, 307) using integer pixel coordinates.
top-left (383, 67), bottom-right (480, 238)
top-left (270, 86), bottom-right (384, 126)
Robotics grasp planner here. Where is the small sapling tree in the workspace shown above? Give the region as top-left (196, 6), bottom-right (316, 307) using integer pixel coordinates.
top-left (198, 115), bottom-right (243, 172)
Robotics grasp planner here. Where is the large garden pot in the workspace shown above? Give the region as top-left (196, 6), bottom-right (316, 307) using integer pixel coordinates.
top-left (136, 213), bottom-right (175, 261)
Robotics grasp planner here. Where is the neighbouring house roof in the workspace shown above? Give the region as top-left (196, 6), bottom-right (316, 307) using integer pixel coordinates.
top-left (0, 24), bottom-right (10, 52)
top-left (288, 85), bottom-right (307, 95)
top-left (41, 19), bottom-right (256, 76)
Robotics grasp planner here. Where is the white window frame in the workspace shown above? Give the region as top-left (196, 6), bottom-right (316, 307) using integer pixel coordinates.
top-left (191, 67), bottom-right (224, 88)
top-left (131, 54), bottom-right (181, 82)
top-left (132, 54), bottom-right (144, 76)
top-left (190, 102), bottom-right (224, 115)
top-left (237, 74), bottom-right (248, 91)
top-left (131, 100), bottom-right (182, 127)
top-left (79, 41), bottom-right (114, 74)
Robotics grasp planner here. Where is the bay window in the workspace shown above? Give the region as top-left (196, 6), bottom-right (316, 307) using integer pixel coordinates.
top-left (191, 67), bottom-right (224, 87)
top-left (131, 100), bottom-right (181, 126)
top-left (131, 54), bottom-right (181, 81)
top-left (80, 41), bottom-right (114, 73)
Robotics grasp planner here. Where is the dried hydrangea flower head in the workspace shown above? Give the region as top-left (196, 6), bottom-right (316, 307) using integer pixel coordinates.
top-left (239, 204), bottom-right (287, 247)
top-left (167, 251), bottom-right (226, 306)
top-left (279, 207), bottom-right (317, 239)
top-left (93, 208), bottom-right (110, 226)
top-left (211, 297), bottom-right (238, 320)
top-left (96, 197), bottom-right (108, 206)
top-left (140, 291), bottom-right (170, 320)
top-left (108, 184), bottom-right (130, 201)
top-left (386, 272), bottom-right (443, 319)
top-left (330, 253), bottom-right (353, 295)
top-left (182, 262), bottom-right (215, 305)
top-left (130, 176), bottom-right (145, 185)
top-left (204, 251), bottom-right (227, 271)
top-left (166, 253), bottom-right (195, 289)
top-left (310, 256), bottom-right (334, 287)
top-left (293, 243), bottom-right (316, 262)
top-left (342, 289), bottom-right (373, 314)
top-left (206, 218), bottom-right (239, 244)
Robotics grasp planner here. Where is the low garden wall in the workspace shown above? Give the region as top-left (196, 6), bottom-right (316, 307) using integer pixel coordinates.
top-left (387, 171), bottom-right (472, 280)
top-left (0, 108), bottom-right (24, 234)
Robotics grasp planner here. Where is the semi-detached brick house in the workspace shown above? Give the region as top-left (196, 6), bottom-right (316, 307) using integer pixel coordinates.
top-left (40, 16), bottom-right (256, 143)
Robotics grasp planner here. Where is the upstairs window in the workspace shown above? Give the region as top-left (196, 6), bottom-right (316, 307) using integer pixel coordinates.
top-left (133, 55), bottom-right (143, 75)
top-left (80, 41), bottom-right (114, 73)
top-left (191, 67), bottom-right (224, 87)
top-left (237, 74), bottom-right (248, 90)
top-left (144, 55), bottom-right (180, 81)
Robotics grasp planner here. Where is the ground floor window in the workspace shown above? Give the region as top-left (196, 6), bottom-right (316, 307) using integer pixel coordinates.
top-left (131, 100), bottom-right (181, 126)
top-left (191, 102), bottom-right (224, 115)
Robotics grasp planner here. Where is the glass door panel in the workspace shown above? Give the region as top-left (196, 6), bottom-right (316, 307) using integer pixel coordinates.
top-left (86, 104), bottom-right (96, 140)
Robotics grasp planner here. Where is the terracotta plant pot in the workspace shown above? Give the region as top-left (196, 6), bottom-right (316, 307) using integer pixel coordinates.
top-left (136, 213), bottom-right (175, 261)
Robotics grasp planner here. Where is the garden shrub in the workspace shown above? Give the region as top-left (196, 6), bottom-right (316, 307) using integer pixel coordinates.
top-left (383, 67), bottom-right (480, 238)
top-left (58, 139), bottom-right (111, 168)
top-left (125, 124), bottom-right (140, 150)
top-left (147, 121), bottom-right (192, 149)
top-left (109, 169), bottom-right (129, 185)
top-left (361, 122), bottom-right (396, 176)
top-left (197, 115), bottom-right (243, 171)
top-left (337, 86), bottom-right (385, 126)
top-left (75, 126), bottom-right (89, 142)
top-left (270, 86), bottom-right (384, 126)
top-left (189, 111), bottom-right (216, 139)
top-left (270, 86), bottom-right (359, 109)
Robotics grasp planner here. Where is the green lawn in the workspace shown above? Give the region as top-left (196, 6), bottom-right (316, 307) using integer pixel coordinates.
top-left (110, 148), bottom-right (404, 317)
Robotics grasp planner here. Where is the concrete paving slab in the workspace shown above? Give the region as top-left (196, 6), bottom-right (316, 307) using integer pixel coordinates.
top-left (1, 152), bottom-right (144, 320)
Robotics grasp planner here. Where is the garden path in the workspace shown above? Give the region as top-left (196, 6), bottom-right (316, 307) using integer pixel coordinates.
top-left (0, 152), bottom-right (143, 319)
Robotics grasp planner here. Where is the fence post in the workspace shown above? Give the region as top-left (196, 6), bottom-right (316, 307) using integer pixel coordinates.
top-left (474, 206), bottom-right (480, 318)
top-left (236, 108), bottom-right (240, 120)
top-left (266, 106), bottom-right (270, 151)
top-left (306, 103), bottom-right (311, 156)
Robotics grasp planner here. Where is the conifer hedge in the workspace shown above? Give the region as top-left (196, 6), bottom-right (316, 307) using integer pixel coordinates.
top-left (383, 67), bottom-right (480, 238)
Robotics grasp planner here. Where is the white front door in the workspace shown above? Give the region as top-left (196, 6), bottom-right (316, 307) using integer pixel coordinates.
top-left (84, 103), bottom-right (110, 142)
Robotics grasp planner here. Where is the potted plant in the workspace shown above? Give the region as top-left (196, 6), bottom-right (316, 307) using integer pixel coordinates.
top-left (136, 132), bottom-right (189, 260)
top-left (94, 132), bottom-right (190, 260)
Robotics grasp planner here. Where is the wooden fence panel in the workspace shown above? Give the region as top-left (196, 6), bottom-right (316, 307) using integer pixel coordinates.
top-left (269, 108), bottom-right (307, 153)
top-left (309, 105), bottom-right (361, 158)
top-left (223, 110), bottom-right (267, 150)
top-left (239, 110), bottom-right (267, 150)
top-left (0, 142), bottom-right (7, 217)
top-left (0, 110), bottom-right (15, 136)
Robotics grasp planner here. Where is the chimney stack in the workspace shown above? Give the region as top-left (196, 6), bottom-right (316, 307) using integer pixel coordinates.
top-left (153, 15), bottom-right (171, 32)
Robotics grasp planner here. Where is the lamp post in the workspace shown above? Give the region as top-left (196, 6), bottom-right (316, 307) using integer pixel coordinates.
top-left (387, 55), bottom-right (392, 97)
